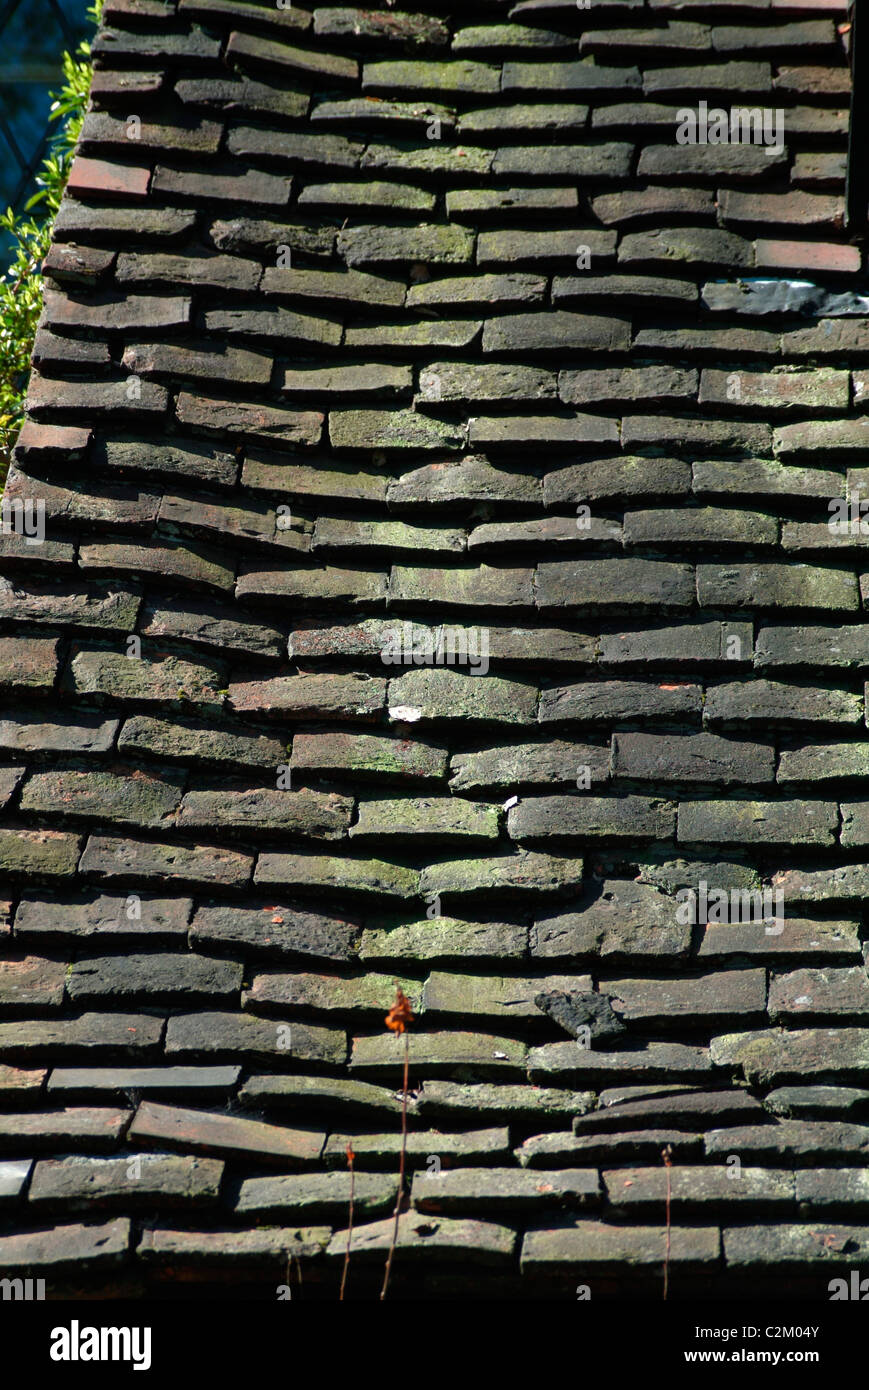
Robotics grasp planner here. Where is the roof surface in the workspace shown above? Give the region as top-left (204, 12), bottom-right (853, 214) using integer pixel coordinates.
top-left (0, 0), bottom-right (867, 1298)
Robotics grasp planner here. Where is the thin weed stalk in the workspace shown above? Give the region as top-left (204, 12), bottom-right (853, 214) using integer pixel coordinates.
top-left (380, 984), bottom-right (413, 1301)
top-left (339, 1142), bottom-right (355, 1301)
top-left (662, 1143), bottom-right (673, 1300)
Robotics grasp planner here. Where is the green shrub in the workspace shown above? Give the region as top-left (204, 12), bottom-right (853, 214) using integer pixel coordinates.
top-left (0, 0), bottom-right (102, 470)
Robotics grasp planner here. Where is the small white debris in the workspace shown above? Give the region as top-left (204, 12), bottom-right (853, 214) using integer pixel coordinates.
top-left (389, 705), bottom-right (421, 722)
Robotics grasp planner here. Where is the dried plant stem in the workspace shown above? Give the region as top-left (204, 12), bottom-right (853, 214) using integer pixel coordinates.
top-left (380, 1030), bottom-right (410, 1301)
top-left (339, 1149), bottom-right (355, 1301)
top-left (284, 1250), bottom-right (302, 1299)
top-left (662, 1144), bottom-right (673, 1301)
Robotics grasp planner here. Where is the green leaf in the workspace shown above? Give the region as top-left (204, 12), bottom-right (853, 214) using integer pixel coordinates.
top-left (0, 6), bottom-right (100, 458)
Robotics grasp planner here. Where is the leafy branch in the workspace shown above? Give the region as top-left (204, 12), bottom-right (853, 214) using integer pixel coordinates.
top-left (0, 0), bottom-right (102, 466)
